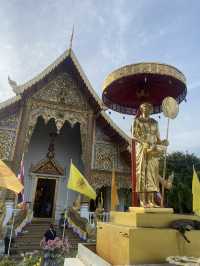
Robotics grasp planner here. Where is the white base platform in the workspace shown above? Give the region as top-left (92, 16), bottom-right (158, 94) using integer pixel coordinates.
top-left (64, 258), bottom-right (85, 266)
top-left (64, 243), bottom-right (174, 265)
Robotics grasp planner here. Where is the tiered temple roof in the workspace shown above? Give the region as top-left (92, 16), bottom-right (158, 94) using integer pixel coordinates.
top-left (0, 48), bottom-right (131, 159)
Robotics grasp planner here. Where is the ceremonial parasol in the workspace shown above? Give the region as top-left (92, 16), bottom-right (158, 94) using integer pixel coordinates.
top-left (102, 62), bottom-right (187, 206)
top-left (102, 62), bottom-right (187, 115)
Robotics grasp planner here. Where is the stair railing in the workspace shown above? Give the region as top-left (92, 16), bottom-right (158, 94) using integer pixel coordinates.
top-left (88, 212), bottom-right (110, 225)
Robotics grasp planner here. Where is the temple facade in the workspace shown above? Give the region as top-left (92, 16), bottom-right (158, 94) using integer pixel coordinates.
top-left (0, 49), bottom-right (131, 221)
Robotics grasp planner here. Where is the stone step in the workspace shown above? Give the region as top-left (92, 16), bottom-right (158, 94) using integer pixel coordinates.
top-left (23, 226), bottom-right (54, 229)
top-left (18, 231), bottom-right (74, 238)
top-left (15, 236), bottom-right (79, 241)
top-left (22, 224), bottom-right (59, 229)
top-left (32, 218), bottom-right (54, 222)
top-left (15, 241), bottom-right (80, 246)
top-left (12, 244), bottom-right (79, 251)
top-left (11, 220), bottom-right (84, 255)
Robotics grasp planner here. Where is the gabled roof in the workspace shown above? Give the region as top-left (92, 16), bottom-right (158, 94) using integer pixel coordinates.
top-left (0, 95), bottom-right (21, 118)
top-left (30, 157), bottom-right (64, 176)
top-left (99, 110), bottom-right (130, 144)
top-left (1, 48), bottom-right (131, 148)
top-left (0, 95), bottom-right (21, 110)
top-left (14, 49), bottom-right (102, 108)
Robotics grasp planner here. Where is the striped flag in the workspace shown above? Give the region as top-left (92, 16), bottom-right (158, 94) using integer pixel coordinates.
top-left (17, 154), bottom-right (25, 204)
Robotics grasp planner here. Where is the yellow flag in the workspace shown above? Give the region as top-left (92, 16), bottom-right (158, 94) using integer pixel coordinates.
top-left (192, 166), bottom-right (200, 216)
top-left (111, 167), bottom-right (119, 210)
top-left (67, 162), bottom-right (96, 200)
top-left (0, 160), bottom-right (24, 193)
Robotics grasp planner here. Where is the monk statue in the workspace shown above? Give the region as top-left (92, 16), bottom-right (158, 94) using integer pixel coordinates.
top-left (132, 102), bottom-right (168, 207)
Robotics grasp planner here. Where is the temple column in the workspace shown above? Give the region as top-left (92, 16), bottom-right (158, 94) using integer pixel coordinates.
top-left (12, 100), bottom-right (33, 173)
top-left (79, 112), bottom-right (95, 215)
top-left (80, 111), bottom-right (94, 178)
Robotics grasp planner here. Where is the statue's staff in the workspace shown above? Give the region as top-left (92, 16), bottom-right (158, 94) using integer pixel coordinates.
top-left (161, 97), bottom-right (179, 207)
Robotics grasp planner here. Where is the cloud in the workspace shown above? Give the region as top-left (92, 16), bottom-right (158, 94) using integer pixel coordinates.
top-left (0, 0), bottom-right (200, 156)
top-left (188, 81), bottom-right (200, 91)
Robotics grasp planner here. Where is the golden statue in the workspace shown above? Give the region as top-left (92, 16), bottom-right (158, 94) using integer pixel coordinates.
top-left (132, 102), bottom-right (168, 207)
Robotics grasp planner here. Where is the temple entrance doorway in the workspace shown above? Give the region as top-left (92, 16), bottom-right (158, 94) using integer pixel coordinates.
top-left (33, 178), bottom-right (56, 218)
top-left (25, 117), bottom-right (84, 220)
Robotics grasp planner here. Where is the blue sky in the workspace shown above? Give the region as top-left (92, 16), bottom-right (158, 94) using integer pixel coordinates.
top-left (0, 0), bottom-right (200, 155)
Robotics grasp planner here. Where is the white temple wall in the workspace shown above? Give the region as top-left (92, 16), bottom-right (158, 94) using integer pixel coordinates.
top-left (23, 117), bottom-right (82, 221)
top-left (3, 201), bottom-right (14, 226)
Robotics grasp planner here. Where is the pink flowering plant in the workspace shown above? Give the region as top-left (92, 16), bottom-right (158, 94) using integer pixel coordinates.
top-left (40, 237), bottom-right (70, 265)
top-left (40, 237), bottom-right (70, 254)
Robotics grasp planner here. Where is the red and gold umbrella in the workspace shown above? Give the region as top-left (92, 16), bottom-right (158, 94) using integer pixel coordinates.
top-left (102, 62), bottom-right (187, 115)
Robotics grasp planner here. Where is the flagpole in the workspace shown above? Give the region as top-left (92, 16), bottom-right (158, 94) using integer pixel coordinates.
top-left (62, 159), bottom-right (72, 241)
top-left (62, 189), bottom-right (69, 241)
top-left (8, 195), bottom-right (17, 256)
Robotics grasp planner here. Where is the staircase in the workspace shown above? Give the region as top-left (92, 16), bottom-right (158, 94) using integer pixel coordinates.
top-left (11, 218), bottom-right (84, 255)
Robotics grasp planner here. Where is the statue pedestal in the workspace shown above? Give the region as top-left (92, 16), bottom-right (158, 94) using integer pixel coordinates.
top-left (96, 208), bottom-right (200, 265)
top-left (129, 207), bottom-right (174, 213)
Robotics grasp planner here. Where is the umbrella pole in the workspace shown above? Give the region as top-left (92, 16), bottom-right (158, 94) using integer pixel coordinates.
top-left (8, 196), bottom-right (17, 256)
top-left (161, 118), bottom-right (170, 208)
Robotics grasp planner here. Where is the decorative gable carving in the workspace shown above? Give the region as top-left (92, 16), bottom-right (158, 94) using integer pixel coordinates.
top-left (93, 142), bottom-right (116, 170)
top-left (0, 113), bottom-right (19, 129)
top-left (93, 124), bottom-right (130, 173)
top-left (95, 125), bottom-right (112, 142)
top-left (31, 158), bottom-right (64, 176)
top-left (0, 111), bottom-right (20, 160)
top-left (0, 131), bottom-right (16, 160)
top-left (32, 73), bottom-right (88, 110)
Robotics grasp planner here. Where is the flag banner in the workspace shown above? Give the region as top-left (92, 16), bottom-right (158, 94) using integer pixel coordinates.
top-left (67, 162), bottom-right (96, 200)
top-left (111, 167), bottom-right (119, 210)
top-left (17, 156), bottom-right (25, 204)
top-left (0, 160), bottom-right (24, 193)
top-left (192, 166), bottom-right (200, 216)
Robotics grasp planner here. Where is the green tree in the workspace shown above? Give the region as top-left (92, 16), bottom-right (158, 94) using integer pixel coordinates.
top-left (160, 152), bottom-right (200, 213)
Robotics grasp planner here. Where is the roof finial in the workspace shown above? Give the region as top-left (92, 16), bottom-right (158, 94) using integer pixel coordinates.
top-left (8, 75), bottom-right (18, 94)
top-left (69, 24), bottom-right (74, 51)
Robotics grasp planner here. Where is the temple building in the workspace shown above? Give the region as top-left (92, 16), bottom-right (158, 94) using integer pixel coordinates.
top-left (0, 48), bottom-right (131, 221)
